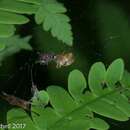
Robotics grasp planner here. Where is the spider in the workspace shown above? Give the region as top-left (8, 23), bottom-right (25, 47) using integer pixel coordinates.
top-left (0, 51), bottom-right (74, 110)
top-left (36, 52), bottom-right (74, 68)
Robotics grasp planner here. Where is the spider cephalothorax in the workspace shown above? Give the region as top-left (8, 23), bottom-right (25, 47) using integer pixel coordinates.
top-left (37, 53), bottom-right (56, 65)
top-left (36, 52), bottom-right (74, 68)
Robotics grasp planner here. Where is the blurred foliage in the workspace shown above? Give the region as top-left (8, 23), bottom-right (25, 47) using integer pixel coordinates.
top-left (0, 35), bottom-right (32, 64)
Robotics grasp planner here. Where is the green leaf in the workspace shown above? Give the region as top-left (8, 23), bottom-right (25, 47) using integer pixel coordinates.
top-left (88, 62), bottom-right (106, 96)
top-left (90, 118), bottom-right (109, 130)
top-left (0, 24), bottom-right (15, 38)
top-left (53, 119), bottom-right (91, 130)
top-left (68, 69), bottom-right (87, 101)
top-left (35, 0), bottom-right (73, 46)
top-left (0, 0), bottom-right (39, 37)
top-left (32, 107), bottom-right (60, 130)
top-left (121, 70), bottom-right (130, 88)
top-left (106, 58), bottom-right (124, 88)
top-left (0, 10), bottom-right (29, 24)
top-left (0, 43), bottom-right (6, 51)
top-left (120, 70), bottom-right (130, 98)
top-left (47, 85), bottom-right (77, 115)
top-left (32, 84), bottom-right (109, 130)
top-left (0, 0), bottom-right (38, 14)
top-left (7, 108), bottom-right (36, 130)
top-left (104, 92), bottom-right (130, 117)
top-left (17, 0), bottom-right (41, 5)
top-left (88, 97), bottom-right (129, 121)
top-left (0, 35), bottom-right (32, 64)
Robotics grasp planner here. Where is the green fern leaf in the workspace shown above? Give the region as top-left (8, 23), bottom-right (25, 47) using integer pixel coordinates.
top-left (0, 24), bottom-right (15, 38)
top-left (35, 0), bottom-right (73, 46)
top-left (31, 59), bottom-right (129, 130)
top-left (7, 59), bottom-right (130, 130)
top-left (121, 70), bottom-right (130, 88)
top-left (0, 0), bottom-right (73, 46)
top-left (0, 10), bottom-right (29, 25)
top-left (87, 58), bottom-right (130, 121)
top-left (0, 0), bottom-right (38, 14)
top-left (7, 108), bottom-right (36, 130)
top-left (0, 43), bottom-right (6, 51)
top-left (68, 69), bottom-right (87, 101)
top-left (31, 86), bottom-right (108, 130)
top-left (17, 0), bottom-right (41, 5)
top-left (0, 35), bottom-right (32, 64)
top-left (47, 86), bottom-right (78, 115)
top-left (105, 58), bottom-right (124, 88)
top-left (88, 62), bottom-right (106, 96)
top-left (0, 0), bottom-right (38, 38)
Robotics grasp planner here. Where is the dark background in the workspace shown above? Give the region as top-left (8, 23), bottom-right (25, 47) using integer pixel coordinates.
top-left (0, 0), bottom-right (130, 129)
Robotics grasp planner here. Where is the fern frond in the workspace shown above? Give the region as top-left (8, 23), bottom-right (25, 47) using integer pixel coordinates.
top-left (7, 58), bottom-right (130, 130)
top-left (31, 58), bottom-right (130, 130)
top-left (0, 0), bottom-right (73, 46)
top-left (35, 0), bottom-right (73, 46)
